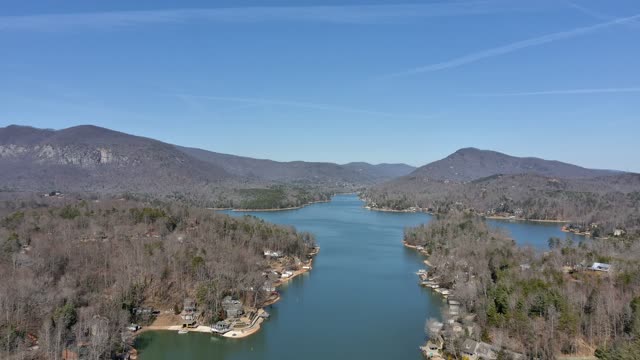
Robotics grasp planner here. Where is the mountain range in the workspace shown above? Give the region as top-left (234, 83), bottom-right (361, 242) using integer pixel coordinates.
top-left (0, 125), bottom-right (414, 206)
top-left (2, 124), bottom-right (638, 220)
top-left (404, 147), bottom-right (617, 182)
top-left (176, 145), bottom-right (415, 183)
top-left (366, 148), bottom-right (639, 229)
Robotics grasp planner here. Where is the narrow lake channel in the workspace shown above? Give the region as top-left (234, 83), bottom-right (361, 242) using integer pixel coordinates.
top-left (136, 194), bottom-right (580, 359)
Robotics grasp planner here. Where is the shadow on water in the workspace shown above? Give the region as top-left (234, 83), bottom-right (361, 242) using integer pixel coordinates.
top-left (133, 332), bottom-right (152, 351)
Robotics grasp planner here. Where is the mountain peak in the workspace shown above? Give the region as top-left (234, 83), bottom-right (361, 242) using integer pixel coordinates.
top-left (407, 148), bottom-right (617, 182)
top-left (453, 147), bottom-right (482, 154)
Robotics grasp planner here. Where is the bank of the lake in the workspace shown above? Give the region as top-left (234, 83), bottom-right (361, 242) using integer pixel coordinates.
top-left (135, 258), bottom-right (314, 341)
top-left (136, 195), bottom-right (439, 359)
top-left (483, 215), bottom-right (569, 223)
top-left (136, 195), bottom-right (583, 359)
top-left (208, 200), bottom-right (332, 213)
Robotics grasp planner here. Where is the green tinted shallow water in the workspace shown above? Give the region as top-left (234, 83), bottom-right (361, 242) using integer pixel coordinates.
top-left (136, 195), bottom-right (579, 359)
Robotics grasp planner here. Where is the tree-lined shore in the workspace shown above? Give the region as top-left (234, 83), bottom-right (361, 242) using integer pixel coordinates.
top-left (0, 197), bottom-right (315, 359)
top-left (405, 214), bottom-right (640, 359)
top-left (366, 172), bottom-right (640, 235)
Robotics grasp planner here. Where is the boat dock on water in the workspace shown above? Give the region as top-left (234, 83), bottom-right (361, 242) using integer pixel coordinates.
top-left (417, 269), bottom-right (451, 297)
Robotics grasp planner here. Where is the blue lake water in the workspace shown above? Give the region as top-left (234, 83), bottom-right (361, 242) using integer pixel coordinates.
top-left (136, 194), bottom-right (579, 359)
top-left (485, 219), bottom-right (582, 249)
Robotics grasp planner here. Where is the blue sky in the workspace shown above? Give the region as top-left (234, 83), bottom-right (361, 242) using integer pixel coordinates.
top-left (1, 0), bottom-right (639, 171)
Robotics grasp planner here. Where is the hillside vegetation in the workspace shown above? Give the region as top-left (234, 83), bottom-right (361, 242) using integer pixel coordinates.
top-left (366, 149), bottom-right (640, 233)
top-left (406, 148), bottom-right (616, 182)
top-left (407, 214), bottom-right (640, 359)
top-left (0, 197), bottom-right (315, 359)
top-left (0, 125), bottom-right (413, 209)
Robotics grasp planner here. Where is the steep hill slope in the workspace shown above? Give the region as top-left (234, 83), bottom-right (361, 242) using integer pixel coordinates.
top-left (0, 125), bottom-right (233, 194)
top-left (0, 125), bottom-right (413, 207)
top-left (365, 148), bottom-right (638, 230)
top-left (407, 147), bottom-right (615, 182)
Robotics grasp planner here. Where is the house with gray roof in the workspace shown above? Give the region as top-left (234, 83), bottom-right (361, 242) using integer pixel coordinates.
top-left (222, 296), bottom-right (244, 318)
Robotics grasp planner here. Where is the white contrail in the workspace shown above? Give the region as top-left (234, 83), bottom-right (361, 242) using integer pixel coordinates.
top-left (466, 87), bottom-right (640, 96)
top-left (0, 1), bottom-right (557, 31)
top-left (569, 2), bottom-right (640, 28)
top-left (382, 12), bottom-right (640, 78)
top-left (175, 94), bottom-right (435, 119)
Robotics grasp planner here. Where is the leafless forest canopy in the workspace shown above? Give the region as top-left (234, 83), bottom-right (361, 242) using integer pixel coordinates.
top-left (406, 214), bottom-right (640, 359)
top-left (2, 125), bottom-right (640, 359)
top-left (367, 173), bottom-right (640, 234)
top-left (0, 197), bottom-right (315, 359)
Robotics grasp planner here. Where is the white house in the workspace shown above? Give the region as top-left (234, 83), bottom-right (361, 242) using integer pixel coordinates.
top-left (591, 262), bottom-right (612, 272)
top-left (263, 250), bottom-right (283, 258)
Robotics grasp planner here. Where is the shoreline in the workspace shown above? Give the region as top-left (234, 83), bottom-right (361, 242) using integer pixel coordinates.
top-left (404, 241), bottom-right (453, 359)
top-left (364, 206), bottom-right (430, 214)
top-left (484, 215), bottom-right (569, 224)
top-left (403, 241), bottom-right (432, 266)
top-left (363, 204), bottom-right (569, 224)
top-left (211, 200), bottom-right (331, 213)
top-left (133, 247), bottom-right (319, 349)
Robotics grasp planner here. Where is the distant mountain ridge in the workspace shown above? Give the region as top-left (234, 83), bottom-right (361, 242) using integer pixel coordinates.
top-left (0, 125), bottom-right (234, 197)
top-left (0, 125), bottom-right (414, 201)
top-left (176, 145), bottom-right (414, 184)
top-left (405, 147), bottom-right (617, 182)
top-left (365, 148), bottom-right (638, 229)
top-left (341, 162), bottom-right (416, 182)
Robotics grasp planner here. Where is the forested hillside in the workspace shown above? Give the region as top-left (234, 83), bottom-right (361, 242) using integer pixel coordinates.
top-left (365, 149), bottom-right (640, 233)
top-left (0, 125), bottom-right (412, 210)
top-left (405, 148), bottom-right (616, 182)
top-left (406, 214), bottom-right (640, 359)
top-left (177, 146), bottom-right (414, 183)
top-left (0, 197), bottom-right (315, 359)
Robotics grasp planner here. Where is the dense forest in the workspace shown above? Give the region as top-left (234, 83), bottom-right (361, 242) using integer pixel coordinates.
top-left (367, 173), bottom-right (640, 234)
top-left (0, 197), bottom-right (315, 359)
top-left (0, 183), bottom-right (338, 211)
top-left (406, 214), bottom-right (640, 359)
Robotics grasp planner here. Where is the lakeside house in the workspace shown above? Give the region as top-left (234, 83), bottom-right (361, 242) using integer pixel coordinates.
top-left (181, 298), bottom-right (198, 327)
top-left (460, 339), bottom-right (525, 360)
top-left (591, 262), bottom-right (612, 272)
top-left (211, 321), bottom-right (231, 334)
top-left (183, 298), bottom-right (196, 314)
top-left (461, 339), bottom-right (498, 360)
top-left (421, 335), bottom-right (444, 358)
top-left (519, 264), bottom-right (531, 271)
top-left (263, 250), bottom-right (283, 258)
top-left (262, 281), bottom-right (276, 292)
top-left (266, 271), bottom-right (280, 282)
top-left (222, 296), bottom-right (244, 318)
top-left (448, 304), bottom-right (460, 317)
top-left (44, 191), bottom-right (63, 198)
